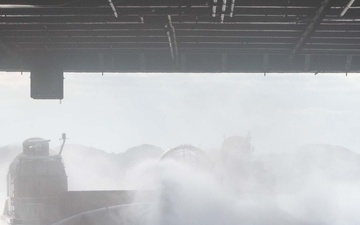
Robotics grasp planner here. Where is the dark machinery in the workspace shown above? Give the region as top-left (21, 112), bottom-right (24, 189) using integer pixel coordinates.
top-left (1, 136), bottom-right (150, 225)
top-left (0, 137), bottom-right (300, 225)
top-left (3, 138), bottom-right (68, 225)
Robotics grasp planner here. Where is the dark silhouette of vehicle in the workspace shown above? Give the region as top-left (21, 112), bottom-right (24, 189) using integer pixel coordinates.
top-left (3, 138), bottom-right (67, 225)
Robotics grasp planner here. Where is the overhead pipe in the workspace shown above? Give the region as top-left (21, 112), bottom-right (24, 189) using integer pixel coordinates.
top-left (340, 0), bottom-right (355, 17)
top-left (165, 25), bottom-right (175, 60)
top-left (222, 0), bottom-right (227, 12)
top-left (212, 0), bottom-right (217, 17)
top-left (107, 0), bottom-right (118, 18)
top-left (212, 5), bottom-right (217, 17)
top-left (221, 0), bottom-right (227, 23)
top-left (167, 15), bottom-right (179, 65)
top-left (230, 0), bottom-right (236, 17)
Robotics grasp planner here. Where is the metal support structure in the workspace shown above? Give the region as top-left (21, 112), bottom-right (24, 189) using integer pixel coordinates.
top-left (340, 0), bottom-right (355, 17)
top-left (289, 0), bottom-right (333, 60)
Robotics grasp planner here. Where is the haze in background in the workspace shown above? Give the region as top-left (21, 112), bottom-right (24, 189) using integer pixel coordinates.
top-left (2, 142), bottom-right (360, 225)
top-left (2, 72), bottom-right (360, 225)
top-left (1, 72), bottom-right (360, 153)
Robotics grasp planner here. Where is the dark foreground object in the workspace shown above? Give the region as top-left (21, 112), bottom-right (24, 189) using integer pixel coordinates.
top-left (2, 138), bottom-right (150, 225)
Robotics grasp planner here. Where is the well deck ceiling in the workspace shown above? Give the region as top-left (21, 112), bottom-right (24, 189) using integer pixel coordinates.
top-left (1, 0), bottom-right (360, 73)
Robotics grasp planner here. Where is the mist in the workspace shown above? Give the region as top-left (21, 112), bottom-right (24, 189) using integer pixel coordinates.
top-left (2, 72), bottom-right (360, 224)
top-left (124, 144), bottom-right (360, 225)
top-left (2, 140), bottom-right (360, 224)
top-left (1, 72), bottom-right (360, 154)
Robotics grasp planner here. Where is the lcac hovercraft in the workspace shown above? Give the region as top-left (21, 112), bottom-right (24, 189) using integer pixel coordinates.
top-left (1, 134), bottom-right (146, 225)
top-left (2, 137), bottom-right (307, 225)
top-left (2, 136), bottom-right (67, 225)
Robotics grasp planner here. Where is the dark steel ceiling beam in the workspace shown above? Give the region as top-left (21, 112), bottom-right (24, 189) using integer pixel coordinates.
top-left (12, 46), bottom-right (360, 56)
top-left (0, 30), bottom-right (303, 37)
top-left (0, 23), bottom-right (308, 30)
top-left (1, 36), bottom-right (298, 43)
top-left (0, 0), bottom-right (335, 7)
top-left (0, 7), bottom-right (323, 17)
top-left (3, 30), bottom-right (352, 37)
top-left (2, 22), bottom-right (356, 31)
top-left (0, 0), bottom-right (359, 74)
top-left (0, 0), bottom-right (209, 6)
top-left (289, 0), bottom-right (333, 60)
top-left (5, 37), bottom-right (349, 43)
top-left (14, 42), bottom-right (360, 50)
top-left (0, 15), bottom-right (313, 24)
